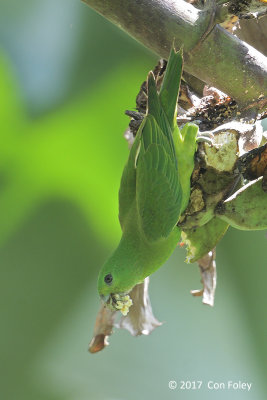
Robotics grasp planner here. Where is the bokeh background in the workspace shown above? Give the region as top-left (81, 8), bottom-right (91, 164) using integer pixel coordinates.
top-left (0, 1), bottom-right (266, 399)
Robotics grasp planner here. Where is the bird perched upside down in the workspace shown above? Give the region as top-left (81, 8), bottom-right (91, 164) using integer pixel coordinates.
top-left (98, 47), bottom-right (198, 315)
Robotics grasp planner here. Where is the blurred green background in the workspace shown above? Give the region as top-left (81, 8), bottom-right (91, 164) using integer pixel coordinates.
top-left (0, 1), bottom-right (266, 399)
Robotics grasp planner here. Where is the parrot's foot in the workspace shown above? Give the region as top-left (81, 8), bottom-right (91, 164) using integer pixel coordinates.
top-left (106, 293), bottom-right (133, 316)
top-left (196, 131), bottom-right (214, 145)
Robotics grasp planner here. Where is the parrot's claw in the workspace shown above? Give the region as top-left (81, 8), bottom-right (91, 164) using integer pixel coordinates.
top-left (106, 293), bottom-right (133, 316)
top-left (196, 132), bottom-right (214, 145)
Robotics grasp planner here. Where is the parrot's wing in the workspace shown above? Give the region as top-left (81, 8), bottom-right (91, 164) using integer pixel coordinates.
top-left (118, 121), bottom-right (143, 229)
top-left (136, 115), bottom-right (182, 241)
top-left (120, 47), bottom-right (186, 235)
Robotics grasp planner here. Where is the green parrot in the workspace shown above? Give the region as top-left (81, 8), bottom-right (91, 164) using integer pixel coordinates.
top-left (98, 47), bottom-right (198, 315)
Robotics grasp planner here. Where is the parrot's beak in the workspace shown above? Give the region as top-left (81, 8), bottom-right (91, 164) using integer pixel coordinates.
top-left (100, 294), bottom-right (110, 303)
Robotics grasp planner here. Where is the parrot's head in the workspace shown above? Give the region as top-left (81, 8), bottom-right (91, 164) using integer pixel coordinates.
top-left (97, 252), bottom-right (141, 316)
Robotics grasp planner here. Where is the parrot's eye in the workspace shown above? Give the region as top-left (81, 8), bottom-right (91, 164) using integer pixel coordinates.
top-left (104, 273), bottom-right (113, 285)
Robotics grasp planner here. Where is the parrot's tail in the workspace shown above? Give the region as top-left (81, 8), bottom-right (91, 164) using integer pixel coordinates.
top-left (147, 47), bottom-right (183, 131)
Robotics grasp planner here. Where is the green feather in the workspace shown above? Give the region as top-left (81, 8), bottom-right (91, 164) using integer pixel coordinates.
top-left (136, 115), bottom-right (182, 241)
top-left (159, 47), bottom-right (183, 130)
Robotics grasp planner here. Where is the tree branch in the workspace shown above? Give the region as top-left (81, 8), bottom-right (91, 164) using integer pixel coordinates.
top-left (82, 0), bottom-right (267, 110)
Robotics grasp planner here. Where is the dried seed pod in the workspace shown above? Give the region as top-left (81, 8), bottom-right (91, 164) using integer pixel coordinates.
top-left (182, 217), bottom-right (229, 263)
top-left (191, 249), bottom-right (217, 307)
top-left (115, 278), bottom-right (162, 336)
top-left (89, 305), bottom-right (116, 353)
top-left (216, 177), bottom-right (267, 230)
top-left (237, 142), bottom-right (267, 191)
